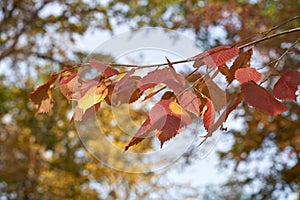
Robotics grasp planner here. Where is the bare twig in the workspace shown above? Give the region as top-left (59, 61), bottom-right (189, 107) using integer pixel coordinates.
top-left (238, 27), bottom-right (300, 49)
top-left (273, 37), bottom-right (300, 69)
top-left (262, 15), bottom-right (300, 36)
top-left (259, 37), bottom-right (300, 85)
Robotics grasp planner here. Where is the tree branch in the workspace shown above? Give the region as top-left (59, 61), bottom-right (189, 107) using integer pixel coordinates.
top-left (107, 27), bottom-right (300, 69)
top-left (238, 27), bottom-right (300, 49)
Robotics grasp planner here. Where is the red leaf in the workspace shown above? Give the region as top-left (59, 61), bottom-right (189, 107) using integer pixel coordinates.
top-left (203, 47), bottom-right (239, 68)
top-left (89, 58), bottom-right (119, 77)
top-left (138, 68), bottom-right (185, 94)
top-left (235, 68), bottom-right (262, 84)
top-left (192, 45), bottom-right (239, 68)
top-left (29, 73), bottom-right (59, 116)
top-left (193, 45), bottom-right (232, 59)
top-left (241, 81), bottom-right (288, 116)
top-left (273, 70), bottom-right (300, 101)
top-left (201, 95), bottom-right (215, 133)
top-left (149, 100), bottom-right (192, 147)
top-left (124, 118), bottom-right (153, 151)
top-left (112, 69), bottom-right (142, 104)
top-left (178, 91), bottom-right (201, 116)
top-left (227, 48), bottom-right (253, 84)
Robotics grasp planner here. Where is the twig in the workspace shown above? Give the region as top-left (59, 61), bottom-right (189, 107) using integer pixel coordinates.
top-left (107, 27), bottom-right (300, 69)
top-left (273, 37), bottom-right (300, 69)
top-left (259, 37), bottom-right (300, 85)
top-left (262, 15), bottom-right (300, 36)
top-left (238, 27), bottom-right (300, 49)
top-left (109, 59), bottom-right (190, 68)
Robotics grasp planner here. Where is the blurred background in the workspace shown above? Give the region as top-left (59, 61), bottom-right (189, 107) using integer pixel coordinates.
top-left (0, 0), bottom-right (300, 199)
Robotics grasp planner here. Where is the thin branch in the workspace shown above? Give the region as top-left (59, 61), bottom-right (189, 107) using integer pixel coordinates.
top-left (231, 15), bottom-right (300, 49)
top-left (259, 37), bottom-right (300, 85)
top-left (107, 27), bottom-right (300, 69)
top-left (238, 27), bottom-right (300, 49)
top-left (36, 53), bottom-right (65, 66)
top-left (262, 15), bottom-right (300, 36)
top-left (273, 37), bottom-right (300, 69)
top-left (109, 58), bottom-right (191, 68)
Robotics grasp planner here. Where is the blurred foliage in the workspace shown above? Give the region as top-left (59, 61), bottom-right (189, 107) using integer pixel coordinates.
top-left (0, 74), bottom-right (198, 199)
top-left (1, 0), bottom-right (300, 199)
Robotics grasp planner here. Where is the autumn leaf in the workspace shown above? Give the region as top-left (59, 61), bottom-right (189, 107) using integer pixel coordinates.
top-left (201, 76), bottom-right (227, 112)
top-left (161, 91), bottom-right (176, 100)
top-left (149, 100), bottom-right (192, 147)
top-left (218, 64), bottom-right (230, 77)
top-left (193, 45), bottom-right (239, 68)
top-left (177, 90), bottom-right (201, 116)
top-left (89, 58), bottom-right (119, 77)
top-left (201, 95), bottom-right (215, 133)
top-left (235, 67), bottom-right (262, 84)
top-left (138, 68), bottom-right (185, 94)
top-left (273, 70), bottom-right (300, 101)
top-left (112, 69), bottom-right (142, 105)
top-left (72, 103), bottom-right (101, 121)
top-left (77, 84), bottom-right (108, 113)
top-left (203, 47), bottom-right (239, 68)
top-left (29, 73), bottom-right (60, 116)
top-left (241, 81), bottom-right (288, 116)
top-left (124, 118), bottom-right (153, 151)
top-left (227, 48), bottom-right (253, 84)
top-left (59, 71), bottom-right (82, 100)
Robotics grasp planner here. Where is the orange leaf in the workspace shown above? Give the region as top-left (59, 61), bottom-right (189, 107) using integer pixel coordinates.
top-left (235, 68), bottom-right (262, 84)
top-left (227, 48), bottom-right (253, 84)
top-left (241, 81), bottom-right (288, 116)
top-left (218, 64), bottom-right (230, 77)
top-left (59, 72), bottom-right (82, 100)
top-left (29, 73), bottom-right (59, 116)
top-left (149, 100), bottom-right (192, 147)
top-left (124, 118), bottom-right (153, 151)
top-left (201, 95), bottom-right (215, 133)
top-left (273, 70), bottom-right (300, 101)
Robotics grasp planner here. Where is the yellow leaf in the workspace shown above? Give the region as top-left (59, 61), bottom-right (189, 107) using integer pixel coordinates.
top-left (78, 85), bottom-right (107, 112)
top-left (169, 101), bottom-right (184, 115)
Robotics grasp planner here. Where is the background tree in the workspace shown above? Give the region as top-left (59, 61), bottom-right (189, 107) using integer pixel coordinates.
top-left (1, 0), bottom-right (300, 199)
top-left (107, 1), bottom-right (300, 198)
top-left (0, 1), bottom-right (198, 199)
